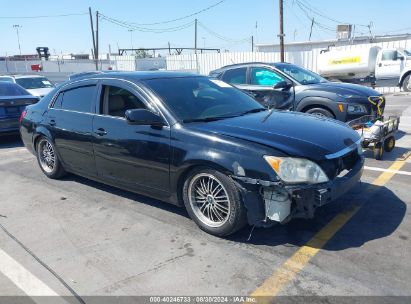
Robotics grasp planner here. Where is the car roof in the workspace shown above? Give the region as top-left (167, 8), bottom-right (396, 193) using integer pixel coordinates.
top-left (210, 62), bottom-right (294, 73)
top-left (71, 71), bottom-right (201, 82)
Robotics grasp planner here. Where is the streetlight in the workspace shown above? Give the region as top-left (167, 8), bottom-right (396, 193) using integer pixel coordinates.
top-left (128, 29), bottom-right (134, 50)
top-left (13, 24), bottom-right (22, 56)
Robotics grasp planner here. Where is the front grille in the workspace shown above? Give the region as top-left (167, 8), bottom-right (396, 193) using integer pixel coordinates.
top-left (319, 149), bottom-right (360, 180)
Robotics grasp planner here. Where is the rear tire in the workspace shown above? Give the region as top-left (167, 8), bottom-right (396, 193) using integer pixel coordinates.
top-left (182, 168), bottom-right (247, 237)
top-left (36, 137), bottom-right (67, 179)
top-left (402, 74), bottom-right (411, 92)
top-left (306, 108), bottom-right (334, 119)
top-left (373, 142), bottom-right (384, 160)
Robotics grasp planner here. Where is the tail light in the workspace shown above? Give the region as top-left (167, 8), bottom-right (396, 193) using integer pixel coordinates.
top-left (19, 110), bottom-right (27, 123)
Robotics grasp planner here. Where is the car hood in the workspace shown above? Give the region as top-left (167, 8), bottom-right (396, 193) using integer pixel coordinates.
top-left (301, 81), bottom-right (381, 97)
top-left (26, 87), bottom-right (54, 97)
top-left (188, 111), bottom-right (361, 161)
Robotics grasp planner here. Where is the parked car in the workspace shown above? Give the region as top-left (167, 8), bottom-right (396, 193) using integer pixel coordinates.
top-left (20, 72), bottom-right (364, 236)
top-left (209, 62), bottom-right (385, 122)
top-left (0, 75), bottom-right (55, 98)
top-left (0, 82), bottom-right (39, 134)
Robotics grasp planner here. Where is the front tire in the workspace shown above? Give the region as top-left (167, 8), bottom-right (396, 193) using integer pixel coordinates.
top-left (182, 168), bottom-right (247, 237)
top-left (36, 137), bottom-right (66, 179)
top-left (306, 107), bottom-right (334, 119)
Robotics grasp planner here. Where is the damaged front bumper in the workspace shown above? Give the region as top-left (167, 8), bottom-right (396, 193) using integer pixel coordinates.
top-left (234, 156), bottom-right (364, 227)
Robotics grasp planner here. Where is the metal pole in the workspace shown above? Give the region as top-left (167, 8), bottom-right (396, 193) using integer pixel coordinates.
top-left (13, 25), bottom-right (22, 56)
top-left (96, 11), bottom-right (99, 70)
top-left (278, 0), bottom-right (285, 62)
top-left (194, 19), bottom-right (198, 55)
top-left (194, 19), bottom-right (199, 73)
top-left (309, 18), bottom-right (314, 41)
top-left (251, 35), bottom-right (254, 52)
top-left (88, 7), bottom-right (97, 70)
top-left (128, 29), bottom-right (134, 49)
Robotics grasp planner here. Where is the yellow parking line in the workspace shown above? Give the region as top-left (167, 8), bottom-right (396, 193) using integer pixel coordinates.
top-left (251, 159), bottom-right (406, 300)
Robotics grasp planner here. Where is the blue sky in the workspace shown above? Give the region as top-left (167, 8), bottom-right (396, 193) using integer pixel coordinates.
top-left (1, 0), bottom-right (411, 56)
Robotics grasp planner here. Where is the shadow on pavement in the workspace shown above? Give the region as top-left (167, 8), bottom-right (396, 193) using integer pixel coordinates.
top-left (61, 174), bottom-right (189, 218)
top-left (0, 134), bottom-right (23, 149)
top-left (362, 146), bottom-right (409, 161)
top-left (62, 173), bottom-right (406, 251)
top-left (231, 182), bottom-right (406, 251)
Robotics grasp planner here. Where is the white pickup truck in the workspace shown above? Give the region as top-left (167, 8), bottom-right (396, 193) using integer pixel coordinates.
top-left (318, 47), bottom-right (411, 91)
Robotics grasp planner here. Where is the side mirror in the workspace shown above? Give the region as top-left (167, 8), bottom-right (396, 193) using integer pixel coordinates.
top-left (398, 55), bottom-right (405, 61)
top-left (273, 80), bottom-right (292, 90)
top-left (125, 109), bottom-right (164, 127)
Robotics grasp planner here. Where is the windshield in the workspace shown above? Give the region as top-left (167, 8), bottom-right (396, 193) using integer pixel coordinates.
top-left (15, 77), bottom-right (54, 89)
top-left (0, 82), bottom-right (30, 96)
top-left (275, 64), bottom-right (327, 85)
top-left (144, 77), bottom-right (266, 122)
top-left (404, 50), bottom-right (411, 57)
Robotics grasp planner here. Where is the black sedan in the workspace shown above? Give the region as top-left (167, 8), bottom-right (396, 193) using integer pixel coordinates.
top-left (210, 62), bottom-right (385, 122)
top-left (20, 72), bottom-right (364, 236)
top-left (0, 82), bottom-right (39, 134)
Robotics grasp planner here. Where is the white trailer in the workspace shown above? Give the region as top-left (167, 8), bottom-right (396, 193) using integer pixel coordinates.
top-left (318, 47), bottom-right (411, 91)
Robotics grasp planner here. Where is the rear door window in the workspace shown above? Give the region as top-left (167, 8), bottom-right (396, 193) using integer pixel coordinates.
top-left (222, 67), bottom-right (247, 84)
top-left (59, 85), bottom-right (96, 113)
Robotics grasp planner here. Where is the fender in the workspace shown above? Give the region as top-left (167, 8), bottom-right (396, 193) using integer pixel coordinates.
top-left (295, 96), bottom-right (337, 113)
top-left (33, 126), bottom-right (54, 149)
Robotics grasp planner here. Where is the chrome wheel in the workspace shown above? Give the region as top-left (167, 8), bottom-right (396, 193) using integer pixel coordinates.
top-left (38, 139), bottom-right (55, 173)
top-left (188, 173), bottom-right (231, 228)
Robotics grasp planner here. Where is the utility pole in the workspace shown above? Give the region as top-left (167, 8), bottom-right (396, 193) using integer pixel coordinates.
top-left (194, 19), bottom-right (199, 73)
top-left (309, 18), bottom-right (314, 41)
top-left (96, 11), bottom-right (99, 70)
top-left (128, 29), bottom-right (134, 50)
top-left (278, 0), bottom-right (285, 62)
top-left (194, 19), bottom-right (198, 55)
top-left (88, 7), bottom-right (97, 70)
top-left (251, 35), bottom-right (254, 52)
top-left (168, 42), bottom-right (171, 55)
top-left (13, 25), bottom-right (22, 56)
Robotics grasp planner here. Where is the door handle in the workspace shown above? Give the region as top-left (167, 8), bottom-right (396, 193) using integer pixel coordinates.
top-left (378, 63), bottom-right (382, 67)
top-left (95, 128), bottom-right (107, 136)
top-left (48, 119), bottom-right (56, 126)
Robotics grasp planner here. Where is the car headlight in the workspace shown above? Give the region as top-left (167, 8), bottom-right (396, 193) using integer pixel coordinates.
top-left (347, 104), bottom-right (368, 114)
top-left (264, 156), bottom-right (329, 184)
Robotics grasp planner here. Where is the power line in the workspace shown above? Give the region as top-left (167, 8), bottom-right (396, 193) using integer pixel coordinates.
top-left (0, 12), bottom-right (88, 19)
top-left (294, 0), bottom-right (369, 28)
top-left (198, 22), bottom-right (251, 43)
top-left (125, 0), bottom-right (227, 26)
top-left (99, 13), bottom-right (195, 33)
